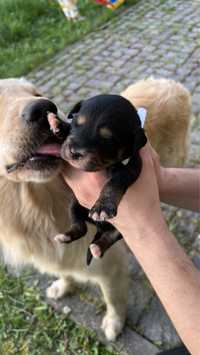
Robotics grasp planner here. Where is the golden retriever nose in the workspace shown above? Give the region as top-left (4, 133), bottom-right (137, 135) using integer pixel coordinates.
top-left (21, 99), bottom-right (58, 123)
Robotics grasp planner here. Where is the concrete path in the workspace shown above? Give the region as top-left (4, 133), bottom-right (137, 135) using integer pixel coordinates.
top-left (28, 0), bottom-right (200, 353)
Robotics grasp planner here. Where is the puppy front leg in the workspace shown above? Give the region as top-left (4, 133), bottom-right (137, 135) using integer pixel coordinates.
top-left (55, 196), bottom-right (88, 243)
top-left (89, 154), bottom-right (142, 221)
top-left (87, 229), bottom-right (122, 265)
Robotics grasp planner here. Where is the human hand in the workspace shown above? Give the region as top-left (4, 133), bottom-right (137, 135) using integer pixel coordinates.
top-left (62, 142), bottom-right (164, 235)
top-left (109, 143), bottom-right (164, 235)
top-left (62, 163), bottom-right (107, 209)
top-left (149, 144), bottom-right (166, 195)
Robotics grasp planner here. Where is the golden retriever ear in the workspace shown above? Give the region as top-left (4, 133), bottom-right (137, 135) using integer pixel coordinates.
top-left (18, 78), bottom-right (42, 97)
top-left (0, 78), bottom-right (42, 97)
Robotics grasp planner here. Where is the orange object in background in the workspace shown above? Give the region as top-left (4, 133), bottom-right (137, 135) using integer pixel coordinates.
top-left (57, 0), bottom-right (125, 21)
top-left (95, 0), bottom-right (125, 9)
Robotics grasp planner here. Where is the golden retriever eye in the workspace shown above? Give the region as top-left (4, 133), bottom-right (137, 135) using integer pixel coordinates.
top-left (99, 127), bottom-right (112, 139)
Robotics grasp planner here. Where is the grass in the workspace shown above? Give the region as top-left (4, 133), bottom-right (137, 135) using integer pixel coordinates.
top-left (0, 265), bottom-right (119, 355)
top-left (0, 0), bottom-right (137, 78)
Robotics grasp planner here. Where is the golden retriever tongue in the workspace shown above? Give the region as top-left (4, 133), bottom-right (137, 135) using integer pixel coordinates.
top-left (36, 143), bottom-right (61, 157)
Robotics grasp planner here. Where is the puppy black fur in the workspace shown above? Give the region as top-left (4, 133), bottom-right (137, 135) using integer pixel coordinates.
top-left (59, 95), bottom-right (147, 263)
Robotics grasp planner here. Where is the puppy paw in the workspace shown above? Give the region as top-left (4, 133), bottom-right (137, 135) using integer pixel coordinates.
top-left (90, 243), bottom-right (102, 259)
top-left (89, 201), bottom-right (117, 221)
top-left (46, 278), bottom-right (75, 300)
top-left (55, 224), bottom-right (87, 243)
top-left (54, 233), bottom-right (72, 243)
top-left (101, 313), bottom-right (124, 341)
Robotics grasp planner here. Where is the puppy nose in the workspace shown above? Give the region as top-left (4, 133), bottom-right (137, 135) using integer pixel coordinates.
top-left (69, 146), bottom-right (84, 160)
top-left (21, 99), bottom-right (57, 123)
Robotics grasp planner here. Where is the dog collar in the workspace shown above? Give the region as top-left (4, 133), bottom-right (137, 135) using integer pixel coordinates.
top-left (137, 107), bottom-right (147, 128)
top-left (121, 108), bottom-right (147, 166)
top-left (122, 157), bottom-right (131, 166)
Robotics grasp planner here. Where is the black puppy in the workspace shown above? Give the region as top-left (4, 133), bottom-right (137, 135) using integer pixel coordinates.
top-left (56, 94), bottom-right (147, 263)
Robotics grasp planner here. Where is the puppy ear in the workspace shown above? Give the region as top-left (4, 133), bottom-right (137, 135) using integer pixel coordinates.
top-left (133, 128), bottom-right (147, 153)
top-left (67, 101), bottom-right (83, 120)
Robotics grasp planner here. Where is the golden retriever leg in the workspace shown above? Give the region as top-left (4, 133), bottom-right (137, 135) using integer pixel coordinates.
top-left (46, 277), bottom-right (75, 300)
top-left (98, 268), bottom-right (129, 341)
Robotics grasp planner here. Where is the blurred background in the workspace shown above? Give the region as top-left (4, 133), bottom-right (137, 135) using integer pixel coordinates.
top-left (0, 0), bottom-right (134, 78)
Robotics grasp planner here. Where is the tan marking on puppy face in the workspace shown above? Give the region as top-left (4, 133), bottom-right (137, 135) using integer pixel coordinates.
top-left (99, 127), bottom-right (112, 139)
top-left (77, 115), bottom-right (87, 125)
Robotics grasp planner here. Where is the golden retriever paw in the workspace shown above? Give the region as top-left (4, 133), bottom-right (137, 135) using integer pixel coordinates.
top-left (46, 278), bottom-right (75, 300)
top-left (101, 313), bottom-right (124, 341)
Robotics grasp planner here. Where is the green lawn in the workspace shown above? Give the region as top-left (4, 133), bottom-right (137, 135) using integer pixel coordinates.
top-left (0, 265), bottom-right (119, 355)
top-left (0, 0), bottom-right (137, 78)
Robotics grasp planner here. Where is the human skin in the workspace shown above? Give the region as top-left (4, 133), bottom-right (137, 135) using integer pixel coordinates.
top-left (151, 147), bottom-right (200, 212)
top-left (62, 144), bottom-right (200, 354)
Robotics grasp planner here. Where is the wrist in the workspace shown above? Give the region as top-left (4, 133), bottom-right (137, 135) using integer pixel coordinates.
top-left (112, 203), bottom-right (168, 241)
top-left (120, 215), bottom-right (170, 255)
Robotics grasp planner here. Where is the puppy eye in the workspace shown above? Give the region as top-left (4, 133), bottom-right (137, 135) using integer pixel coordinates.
top-left (99, 127), bottom-right (112, 139)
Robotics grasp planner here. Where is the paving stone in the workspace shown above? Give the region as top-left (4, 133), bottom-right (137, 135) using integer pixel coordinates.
top-left (39, 276), bottom-right (159, 355)
top-left (26, 0), bottom-right (200, 353)
top-left (193, 235), bottom-right (200, 253)
top-left (138, 298), bottom-right (180, 349)
top-left (127, 277), bottom-right (154, 326)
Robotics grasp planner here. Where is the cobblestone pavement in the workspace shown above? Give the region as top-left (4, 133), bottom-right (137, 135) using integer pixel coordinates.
top-left (28, 0), bottom-right (200, 353)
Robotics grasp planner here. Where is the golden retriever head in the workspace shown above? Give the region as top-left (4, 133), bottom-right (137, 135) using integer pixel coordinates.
top-left (0, 78), bottom-right (65, 182)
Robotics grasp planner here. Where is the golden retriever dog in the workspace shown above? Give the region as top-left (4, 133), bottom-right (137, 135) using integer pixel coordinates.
top-left (0, 77), bottom-right (191, 341)
top-left (121, 77), bottom-right (191, 167)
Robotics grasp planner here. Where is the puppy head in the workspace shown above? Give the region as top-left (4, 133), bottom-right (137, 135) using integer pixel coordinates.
top-left (0, 79), bottom-right (67, 182)
top-left (61, 94), bottom-right (146, 171)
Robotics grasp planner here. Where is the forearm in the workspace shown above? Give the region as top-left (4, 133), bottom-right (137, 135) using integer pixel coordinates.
top-left (63, 146), bottom-right (200, 353)
top-left (159, 167), bottom-right (200, 212)
top-left (120, 217), bottom-right (200, 355)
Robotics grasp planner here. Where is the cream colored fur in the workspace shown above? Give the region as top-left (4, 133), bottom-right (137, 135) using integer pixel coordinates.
top-left (0, 77), bottom-right (191, 341)
top-left (122, 77), bottom-right (191, 167)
